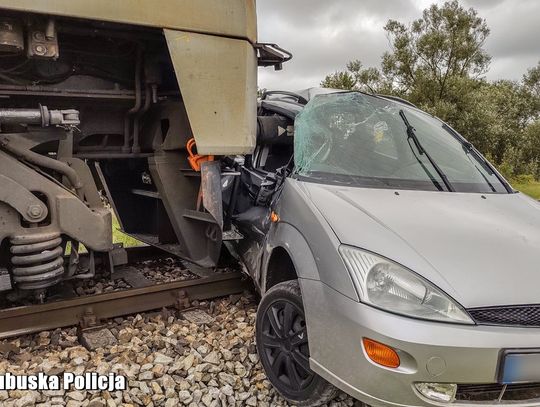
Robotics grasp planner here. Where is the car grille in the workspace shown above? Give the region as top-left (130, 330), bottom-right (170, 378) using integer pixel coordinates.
top-left (468, 305), bottom-right (540, 327)
top-left (456, 382), bottom-right (540, 402)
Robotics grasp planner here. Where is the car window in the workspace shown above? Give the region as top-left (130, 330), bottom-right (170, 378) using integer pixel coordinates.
top-left (294, 92), bottom-right (509, 193)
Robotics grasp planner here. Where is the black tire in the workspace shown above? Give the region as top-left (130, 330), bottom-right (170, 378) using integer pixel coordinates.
top-left (256, 280), bottom-right (338, 406)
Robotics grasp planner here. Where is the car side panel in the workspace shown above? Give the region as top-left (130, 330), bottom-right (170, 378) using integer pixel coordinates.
top-left (261, 178), bottom-right (358, 300)
top-left (262, 221), bottom-right (320, 291)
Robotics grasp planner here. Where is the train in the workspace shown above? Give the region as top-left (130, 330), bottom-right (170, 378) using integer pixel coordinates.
top-left (0, 1), bottom-right (289, 300)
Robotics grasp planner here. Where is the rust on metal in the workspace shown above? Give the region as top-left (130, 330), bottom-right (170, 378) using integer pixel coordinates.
top-left (79, 307), bottom-right (98, 329)
top-left (0, 272), bottom-right (249, 339)
top-left (174, 289), bottom-right (191, 310)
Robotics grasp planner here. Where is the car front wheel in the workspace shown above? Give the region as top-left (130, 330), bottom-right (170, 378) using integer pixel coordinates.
top-left (256, 280), bottom-right (338, 406)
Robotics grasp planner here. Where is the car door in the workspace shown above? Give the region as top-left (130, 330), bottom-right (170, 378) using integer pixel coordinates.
top-left (228, 97), bottom-right (300, 279)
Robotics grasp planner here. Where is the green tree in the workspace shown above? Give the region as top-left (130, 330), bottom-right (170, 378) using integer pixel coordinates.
top-left (524, 62), bottom-right (540, 98)
top-left (382, 1), bottom-right (490, 101)
top-left (520, 121), bottom-right (540, 177)
top-left (321, 60), bottom-right (385, 93)
top-left (320, 69), bottom-right (356, 90)
top-left (468, 80), bottom-right (535, 161)
top-left (323, 1), bottom-right (491, 117)
top-left (523, 61), bottom-right (540, 116)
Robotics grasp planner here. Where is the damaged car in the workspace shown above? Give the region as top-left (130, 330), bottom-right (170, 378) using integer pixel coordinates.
top-left (223, 88), bottom-right (540, 406)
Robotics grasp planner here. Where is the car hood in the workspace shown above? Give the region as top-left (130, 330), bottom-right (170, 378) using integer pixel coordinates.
top-left (302, 182), bottom-right (540, 308)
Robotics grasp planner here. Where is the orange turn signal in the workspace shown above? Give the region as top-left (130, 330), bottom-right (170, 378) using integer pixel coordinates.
top-left (270, 211), bottom-right (280, 223)
top-left (362, 338), bottom-right (400, 368)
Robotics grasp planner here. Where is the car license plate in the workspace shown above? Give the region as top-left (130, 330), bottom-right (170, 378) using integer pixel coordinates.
top-left (501, 352), bottom-right (540, 384)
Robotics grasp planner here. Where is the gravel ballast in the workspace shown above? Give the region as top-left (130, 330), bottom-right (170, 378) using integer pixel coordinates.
top-left (0, 294), bottom-right (357, 406)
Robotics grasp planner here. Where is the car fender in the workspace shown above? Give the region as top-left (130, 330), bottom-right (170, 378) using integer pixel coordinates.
top-left (260, 180), bottom-right (359, 301)
top-left (261, 221), bottom-right (320, 293)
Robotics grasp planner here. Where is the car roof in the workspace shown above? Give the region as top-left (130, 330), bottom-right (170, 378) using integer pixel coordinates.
top-left (294, 87), bottom-right (347, 102)
top-left (259, 88), bottom-right (417, 119)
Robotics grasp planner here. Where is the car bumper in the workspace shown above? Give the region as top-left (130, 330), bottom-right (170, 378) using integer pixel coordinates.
top-left (300, 278), bottom-right (540, 407)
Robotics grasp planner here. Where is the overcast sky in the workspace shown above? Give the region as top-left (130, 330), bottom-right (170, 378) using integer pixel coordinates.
top-left (256, 0), bottom-right (540, 91)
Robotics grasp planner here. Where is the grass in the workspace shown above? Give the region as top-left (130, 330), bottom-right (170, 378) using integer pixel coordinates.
top-left (512, 181), bottom-right (540, 200)
top-left (112, 215), bottom-right (143, 247)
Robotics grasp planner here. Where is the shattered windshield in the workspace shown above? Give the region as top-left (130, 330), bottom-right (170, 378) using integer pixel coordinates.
top-left (294, 92), bottom-right (509, 193)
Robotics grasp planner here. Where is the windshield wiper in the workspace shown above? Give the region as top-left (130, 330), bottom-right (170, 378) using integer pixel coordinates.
top-left (461, 143), bottom-right (496, 192)
top-left (441, 123), bottom-right (513, 194)
top-left (399, 110), bottom-right (455, 192)
top-left (462, 141), bottom-right (497, 177)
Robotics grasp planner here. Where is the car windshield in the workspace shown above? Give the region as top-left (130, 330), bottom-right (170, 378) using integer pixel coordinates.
top-left (294, 92), bottom-right (509, 193)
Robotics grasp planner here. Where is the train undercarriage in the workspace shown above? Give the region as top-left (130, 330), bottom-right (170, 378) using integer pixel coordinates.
top-left (0, 10), bottom-right (289, 300)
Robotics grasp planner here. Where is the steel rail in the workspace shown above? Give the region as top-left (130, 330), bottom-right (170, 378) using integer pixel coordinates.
top-left (0, 271), bottom-right (250, 339)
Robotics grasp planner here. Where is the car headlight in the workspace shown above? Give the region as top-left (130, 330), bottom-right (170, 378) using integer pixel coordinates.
top-left (339, 245), bottom-right (474, 324)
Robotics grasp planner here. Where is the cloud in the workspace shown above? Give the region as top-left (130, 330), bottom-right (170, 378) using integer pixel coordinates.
top-left (463, 0), bottom-right (507, 9)
top-left (472, 1), bottom-right (539, 58)
top-left (257, 0), bottom-right (420, 91)
top-left (257, 0), bottom-right (540, 90)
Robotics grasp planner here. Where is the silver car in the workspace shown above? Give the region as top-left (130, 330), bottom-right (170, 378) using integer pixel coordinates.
top-left (223, 89), bottom-right (540, 406)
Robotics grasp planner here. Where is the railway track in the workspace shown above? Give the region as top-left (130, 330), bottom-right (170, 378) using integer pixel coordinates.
top-left (0, 246), bottom-right (251, 339)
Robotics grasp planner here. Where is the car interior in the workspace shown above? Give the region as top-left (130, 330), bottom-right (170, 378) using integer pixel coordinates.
top-left (221, 93), bottom-right (301, 237)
